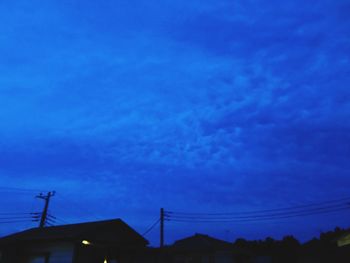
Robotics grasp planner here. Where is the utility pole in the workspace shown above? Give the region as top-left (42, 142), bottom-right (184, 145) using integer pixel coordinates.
top-left (36, 191), bottom-right (55, 228)
top-left (160, 208), bottom-right (164, 248)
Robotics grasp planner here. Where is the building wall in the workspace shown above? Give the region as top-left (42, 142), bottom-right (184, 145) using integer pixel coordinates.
top-left (25, 242), bottom-right (75, 263)
top-left (215, 251), bottom-right (233, 263)
top-left (75, 244), bottom-right (106, 263)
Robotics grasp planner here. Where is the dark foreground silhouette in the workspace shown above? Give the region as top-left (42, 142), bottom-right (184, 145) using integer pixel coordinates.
top-left (231, 227), bottom-right (350, 263)
top-left (0, 221), bottom-right (349, 263)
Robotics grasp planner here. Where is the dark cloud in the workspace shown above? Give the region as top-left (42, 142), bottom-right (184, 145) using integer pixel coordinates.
top-left (0, 0), bottom-right (350, 245)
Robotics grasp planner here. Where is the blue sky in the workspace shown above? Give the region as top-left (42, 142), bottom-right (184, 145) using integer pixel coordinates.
top-left (1, 0), bottom-right (350, 245)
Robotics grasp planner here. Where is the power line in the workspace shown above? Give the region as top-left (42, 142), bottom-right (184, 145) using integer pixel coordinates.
top-left (25, 195), bottom-right (40, 229)
top-left (166, 206), bottom-right (350, 223)
top-left (0, 212), bottom-right (41, 221)
top-left (166, 203), bottom-right (350, 220)
top-left (47, 213), bottom-right (56, 219)
top-left (142, 218), bottom-right (160, 236)
top-left (54, 194), bottom-right (101, 221)
top-left (0, 220), bottom-right (38, 224)
top-left (47, 209), bottom-right (69, 225)
top-left (0, 216), bottom-right (36, 220)
top-left (45, 222), bottom-right (55, 227)
top-left (0, 189), bottom-right (52, 227)
top-left (54, 217), bottom-right (69, 225)
top-left (0, 212), bottom-right (33, 215)
top-left (0, 186), bottom-right (47, 193)
top-left (165, 197), bottom-right (350, 216)
top-left (45, 218), bottom-right (56, 224)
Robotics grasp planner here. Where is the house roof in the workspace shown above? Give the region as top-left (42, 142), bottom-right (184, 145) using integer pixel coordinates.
top-left (0, 219), bottom-right (148, 247)
top-left (172, 233), bottom-right (233, 252)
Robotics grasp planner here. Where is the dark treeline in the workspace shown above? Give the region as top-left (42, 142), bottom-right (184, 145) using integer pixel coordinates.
top-left (232, 227), bottom-right (350, 262)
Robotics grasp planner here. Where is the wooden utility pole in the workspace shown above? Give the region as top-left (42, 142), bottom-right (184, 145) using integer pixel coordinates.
top-left (36, 191), bottom-right (55, 228)
top-left (160, 208), bottom-right (164, 248)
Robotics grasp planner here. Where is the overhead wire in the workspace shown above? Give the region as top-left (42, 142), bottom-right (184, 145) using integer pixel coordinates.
top-left (0, 216), bottom-right (37, 220)
top-left (0, 188), bottom-right (48, 228)
top-left (54, 217), bottom-right (69, 225)
top-left (45, 222), bottom-right (55, 227)
top-left (0, 212), bottom-right (33, 215)
top-left (54, 194), bottom-right (100, 222)
top-left (47, 213), bottom-right (56, 219)
top-left (165, 197), bottom-right (350, 216)
top-left (165, 203), bottom-right (350, 220)
top-left (25, 195), bottom-right (40, 229)
top-left (167, 207), bottom-right (350, 223)
top-left (165, 198), bottom-right (350, 223)
top-left (47, 209), bottom-right (69, 225)
top-left (0, 186), bottom-right (47, 193)
top-left (142, 218), bottom-right (161, 236)
top-left (0, 220), bottom-right (35, 224)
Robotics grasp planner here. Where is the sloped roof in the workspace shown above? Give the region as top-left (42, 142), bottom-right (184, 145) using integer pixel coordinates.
top-left (172, 233), bottom-right (232, 252)
top-left (0, 219), bottom-right (148, 247)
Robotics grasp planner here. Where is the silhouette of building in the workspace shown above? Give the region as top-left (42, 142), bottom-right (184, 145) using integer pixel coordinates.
top-left (0, 219), bottom-right (148, 263)
top-left (168, 233), bottom-right (252, 263)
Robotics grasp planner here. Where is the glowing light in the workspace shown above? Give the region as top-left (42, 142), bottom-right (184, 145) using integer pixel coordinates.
top-left (338, 233), bottom-right (350, 247)
top-left (82, 240), bottom-right (91, 245)
top-left (103, 259), bottom-right (108, 263)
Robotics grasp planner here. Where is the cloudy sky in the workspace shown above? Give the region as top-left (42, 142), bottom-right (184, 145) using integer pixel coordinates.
top-left (1, 0), bottom-right (350, 245)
